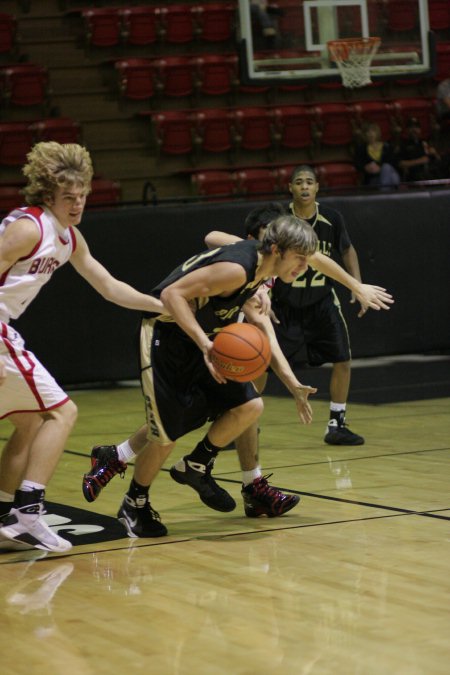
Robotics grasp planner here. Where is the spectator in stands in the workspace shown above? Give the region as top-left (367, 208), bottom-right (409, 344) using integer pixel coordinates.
top-left (395, 117), bottom-right (441, 182)
top-left (250, 0), bottom-right (280, 48)
top-left (354, 122), bottom-right (400, 188)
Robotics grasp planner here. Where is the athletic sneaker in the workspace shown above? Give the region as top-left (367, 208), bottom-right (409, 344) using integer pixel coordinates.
top-left (0, 504), bottom-right (72, 552)
top-left (241, 475), bottom-right (300, 518)
top-left (324, 419), bottom-right (365, 446)
top-left (82, 445), bottom-right (127, 502)
top-left (117, 494), bottom-right (167, 538)
top-left (169, 457), bottom-right (236, 512)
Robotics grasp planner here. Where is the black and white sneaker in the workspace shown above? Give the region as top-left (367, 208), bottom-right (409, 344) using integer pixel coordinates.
top-left (169, 457), bottom-right (236, 512)
top-left (324, 419), bottom-right (365, 446)
top-left (0, 504), bottom-right (72, 552)
top-left (117, 494), bottom-right (167, 538)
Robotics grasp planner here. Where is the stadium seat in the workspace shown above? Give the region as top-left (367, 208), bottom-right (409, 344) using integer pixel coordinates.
top-left (119, 7), bottom-right (160, 46)
top-left (191, 170), bottom-right (237, 198)
top-left (316, 162), bottom-right (359, 188)
top-left (154, 56), bottom-right (195, 98)
top-left (391, 98), bottom-right (434, 138)
top-left (0, 64), bottom-right (49, 108)
top-left (192, 108), bottom-right (234, 154)
top-left (351, 100), bottom-right (395, 140)
top-left (434, 42), bottom-right (450, 82)
top-left (271, 105), bottom-right (313, 150)
top-left (151, 110), bottom-right (194, 156)
top-left (30, 117), bottom-right (82, 144)
top-left (193, 3), bottom-right (235, 43)
top-left (86, 177), bottom-right (122, 208)
top-left (232, 107), bottom-right (274, 152)
top-left (228, 54), bottom-right (271, 97)
top-left (0, 122), bottom-right (34, 166)
top-left (0, 13), bottom-right (17, 55)
top-left (236, 168), bottom-right (279, 195)
top-left (193, 54), bottom-right (235, 97)
top-left (114, 58), bottom-right (156, 101)
top-left (385, 0), bottom-right (417, 32)
top-left (0, 184), bottom-right (24, 215)
top-left (312, 103), bottom-right (355, 147)
top-left (158, 5), bottom-right (195, 44)
top-left (82, 8), bottom-right (122, 48)
top-left (428, 1), bottom-right (450, 31)
top-left (275, 164), bottom-right (299, 191)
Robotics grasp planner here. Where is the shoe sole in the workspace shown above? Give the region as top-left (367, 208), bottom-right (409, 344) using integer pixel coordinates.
top-left (169, 467), bottom-right (236, 513)
top-left (0, 528), bottom-right (72, 553)
top-left (324, 437), bottom-right (365, 446)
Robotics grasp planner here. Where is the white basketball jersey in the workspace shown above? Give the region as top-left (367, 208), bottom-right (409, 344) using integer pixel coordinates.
top-left (0, 206), bottom-right (76, 323)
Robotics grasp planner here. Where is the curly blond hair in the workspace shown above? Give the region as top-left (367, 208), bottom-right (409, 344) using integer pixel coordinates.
top-left (22, 142), bottom-right (94, 205)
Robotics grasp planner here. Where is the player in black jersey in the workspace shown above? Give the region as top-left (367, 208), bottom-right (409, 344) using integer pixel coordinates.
top-left (272, 165), bottom-right (368, 445)
top-left (82, 215), bottom-right (323, 535)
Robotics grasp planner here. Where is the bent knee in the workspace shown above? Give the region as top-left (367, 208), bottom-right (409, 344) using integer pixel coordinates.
top-left (44, 400), bottom-right (78, 427)
top-left (241, 396), bottom-right (264, 420)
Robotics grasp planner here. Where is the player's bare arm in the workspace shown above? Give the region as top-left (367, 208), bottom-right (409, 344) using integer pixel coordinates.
top-left (243, 302), bottom-right (317, 424)
top-left (160, 262), bottom-right (248, 383)
top-left (310, 251), bottom-right (394, 315)
top-left (204, 231), bottom-right (241, 249)
top-left (0, 218), bottom-right (40, 274)
top-left (69, 229), bottom-right (166, 314)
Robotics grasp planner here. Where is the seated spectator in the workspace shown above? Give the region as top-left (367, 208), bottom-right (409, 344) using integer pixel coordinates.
top-left (250, 1), bottom-right (280, 48)
top-left (436, 78), bottom-right (450, 122)
top-left (395, 117), bottom-right (441, 182)
top-left (354, 122), bottom-right (400, 188)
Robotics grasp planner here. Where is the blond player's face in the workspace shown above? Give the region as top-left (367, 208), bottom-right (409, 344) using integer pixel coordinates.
top-left (274, 248), bottom-right (310, 283)
top-left (45, 184), bottom-right (88, 228)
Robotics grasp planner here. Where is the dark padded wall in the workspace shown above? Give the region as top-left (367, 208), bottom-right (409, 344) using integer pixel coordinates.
top-left (12, 191), bottom-right (450, 385)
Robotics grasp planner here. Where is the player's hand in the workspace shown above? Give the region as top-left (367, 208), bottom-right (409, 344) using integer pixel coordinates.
top-left (293, 383), bottom-right (317, 424)
top-left (203, 341), bottom-right (227, 384)
top-left (355, 284), bottom-right (394, 314)
top-left (249, 287), bottom-right (272, 316)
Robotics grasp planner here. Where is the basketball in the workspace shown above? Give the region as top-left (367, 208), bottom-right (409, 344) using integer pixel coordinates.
top-left (211, 323), bottom-right (271, 382)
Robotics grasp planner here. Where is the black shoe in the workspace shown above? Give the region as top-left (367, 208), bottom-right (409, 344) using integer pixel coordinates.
top-left (82, 445), bottom-right (127, 503)
top-left (242, 475), bottom-right (300, 518)
top-left (117, 495), bottom-right (167, 538)
top-left (324, 420), bottom-right (365, 446)
top-left (169, 457), bottom-right (236, 512)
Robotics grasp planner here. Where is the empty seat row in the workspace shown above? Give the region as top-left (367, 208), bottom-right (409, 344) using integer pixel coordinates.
top-left (145, 98), bottom-right (438, 158)
top-left (191, 162), bottom-right (360, 199)
top-left (0, 63), bottom-right (50, 108)
top-left (0, 118), bottom-right (82, 166)
top-left (80, 4), bottom-right (236, 48)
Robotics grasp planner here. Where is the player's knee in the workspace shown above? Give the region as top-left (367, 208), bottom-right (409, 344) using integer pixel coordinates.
top-left (242, 396), bottom-right (264, 422)
top-left (43, 399), bottom-right (78, 429)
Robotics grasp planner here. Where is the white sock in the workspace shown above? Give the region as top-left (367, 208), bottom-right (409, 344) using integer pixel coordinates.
top-left (330, 401), bottom-right (346, 413)
top-left (0, 490), bottom-right (14, 502)
top-left (242, 467), bottom-right (262, 486)
top-left (20, 480), bottom-right (46, 492)
top-left (117, 440), bottom-right (136, 463)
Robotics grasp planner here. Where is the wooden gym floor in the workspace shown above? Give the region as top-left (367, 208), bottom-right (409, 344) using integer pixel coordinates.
top-left (0, 383), bottom-right (449, 675)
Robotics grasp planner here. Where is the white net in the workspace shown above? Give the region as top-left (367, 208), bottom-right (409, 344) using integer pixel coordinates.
top-left (328, 38), bottom-right (381, 89)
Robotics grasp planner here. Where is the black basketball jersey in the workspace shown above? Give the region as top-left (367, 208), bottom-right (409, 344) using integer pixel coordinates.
top-left (150, 239), bottom-right (266, 336)
top-left (271, 201), bottom-right (352, 309)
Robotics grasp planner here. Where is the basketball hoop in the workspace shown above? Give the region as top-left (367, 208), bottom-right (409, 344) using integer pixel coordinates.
top-left (327, 37), bottom-right (381, 89)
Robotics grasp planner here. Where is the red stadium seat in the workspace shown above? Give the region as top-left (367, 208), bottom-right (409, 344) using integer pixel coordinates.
top-left (119, 7), bottom-right (160, 46)
top-left (151, 110), bottom-right (194, 156)
top-left (391, 98), bottom-right (434, 138)
top-left (0, 13), bottom-right (17, 55)
top-left (29, 117), bottom-right (82, 144)
top-left (236, 168), bottom-right (279, 195)
top-left (158, 5), bottom-right (195, 44)
top-left (351, 100), bottom-right (395, 140)
top-left (385, 1), bottom-right (417, 32)
top-left (154, 56), bottom-right (195, 98)
top-left (191, 170), bottom-right (237, 198)
top-left (82, 8), bottom-right (122, 48)
top-left (271, 105), bottom-right (313, 150)
top-left (0, 122), bottom-right (34, 166)
top-left (193, 55), bottom-right (235, 97)
top-left (232, 107), bottom-right (274, 152)
top-left (312, 103), bottom-right (355, 147)
top-left (0, 64), bottom-right (49, 108)
top-left (193, 108), bottom-right (234, 154)
top-left (193, 3), bottom-right (235, 43)
top-left (86, 177), bottom-right (122, 208)
top-left (114, 58), bottom-right (156, 101)
top-left (275, 164), bottom-right (300, 191)
top-left (316, 162), bottom-right (359, 188)
top-left (428, 1), bottom-right (450, 31)
top-left (435, 42), bottom-right (450, 82)
top-left (270, 0), bottom-right (304, 36)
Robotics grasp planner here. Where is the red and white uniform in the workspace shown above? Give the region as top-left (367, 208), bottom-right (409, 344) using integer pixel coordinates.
top-left (0, 206), bottom-right (77, 418)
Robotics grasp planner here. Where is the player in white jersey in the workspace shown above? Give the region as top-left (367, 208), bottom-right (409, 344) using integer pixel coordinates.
top-left (0, 141), bottom-right (165, 553)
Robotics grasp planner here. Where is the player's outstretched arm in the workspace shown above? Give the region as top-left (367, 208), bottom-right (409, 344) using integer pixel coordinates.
top-left (243, 302), bottom-right (317, 424)
top-left (70, 229), bottom-right (165, 314)
top-left (310, 251), bottom-right (394, 315)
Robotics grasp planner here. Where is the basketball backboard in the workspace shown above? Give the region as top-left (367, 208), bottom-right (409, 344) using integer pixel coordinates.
top-left (238, 0), bottom-right (433, 87)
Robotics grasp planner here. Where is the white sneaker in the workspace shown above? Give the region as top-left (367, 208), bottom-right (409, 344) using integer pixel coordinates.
top-left (0, 505), bottom-right (72, 553)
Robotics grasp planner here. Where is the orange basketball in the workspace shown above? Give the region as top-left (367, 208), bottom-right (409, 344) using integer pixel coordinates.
top-left (211, 323), bottom-right (271, 382)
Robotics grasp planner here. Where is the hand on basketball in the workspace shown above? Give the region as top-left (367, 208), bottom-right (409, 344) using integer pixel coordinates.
top-left (355, 284), bottom-right (394, 315)
top-left (203, 341), bottom-right (228, 384)
top-left (293, 384), bottom-right (317, 424)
